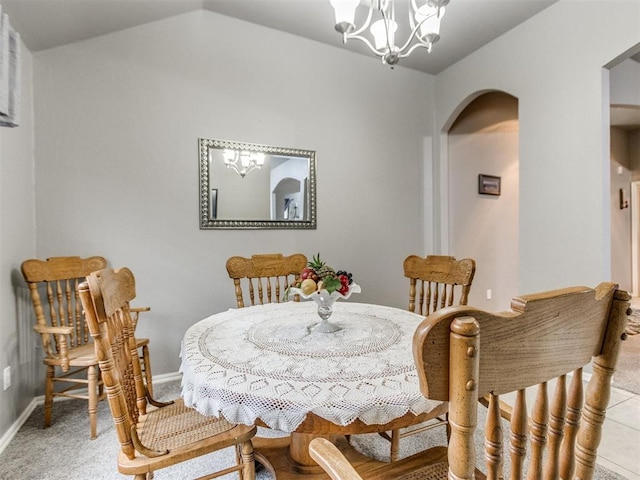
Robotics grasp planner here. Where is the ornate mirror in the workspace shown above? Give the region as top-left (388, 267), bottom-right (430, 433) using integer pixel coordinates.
top-left (199, 138), bottom-right (317, 229)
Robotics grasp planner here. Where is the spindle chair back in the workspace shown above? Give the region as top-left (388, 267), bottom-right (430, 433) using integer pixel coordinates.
top-left (310, 282), bottom-right (629, 480)
top-left (226, 253), bottom-right (307, 307)
top-left (404, 255), bottom-right (476, 315)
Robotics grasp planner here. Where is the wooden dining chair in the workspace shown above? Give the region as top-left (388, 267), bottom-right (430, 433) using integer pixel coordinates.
top-left (21, 255), bottom-right (154, 438)
top-left (226, 253), bottom-right (307, 307)
top-left (404, 255), bottom-right (476, 315)
top-left (79, 266), bottom-right (257, 480)
top-left (379, 254), bottom-right (476, 461)
top-left (310, 282), bottom-right (629, 480)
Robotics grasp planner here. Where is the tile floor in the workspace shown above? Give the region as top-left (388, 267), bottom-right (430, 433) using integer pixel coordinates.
top-left (598, 386), bottom-right (640, 478)
top-left (603, 297), bottom-right (640, 479)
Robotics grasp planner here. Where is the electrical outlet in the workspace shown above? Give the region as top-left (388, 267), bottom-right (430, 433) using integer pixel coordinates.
top-left (486, 289), bottom-right (492, 300)
top-left (3, 366), bottom-right (10, 390)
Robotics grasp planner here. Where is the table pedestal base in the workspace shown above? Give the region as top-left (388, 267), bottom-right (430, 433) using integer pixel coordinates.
top-left (253, 434), bottom-right (385, 479)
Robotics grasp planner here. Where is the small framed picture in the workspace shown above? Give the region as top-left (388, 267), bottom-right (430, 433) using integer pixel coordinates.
top-left (478, 174), bottom-right (501, 196)
top-left (620, 188), bottom-right (629, 209)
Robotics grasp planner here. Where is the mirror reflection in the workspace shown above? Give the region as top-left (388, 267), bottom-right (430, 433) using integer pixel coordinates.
top-left (199, 138), bottom-right (316, 229)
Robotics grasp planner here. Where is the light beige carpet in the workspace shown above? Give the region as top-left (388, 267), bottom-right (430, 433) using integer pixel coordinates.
top-left (627, 311), bottom-right (640, 335)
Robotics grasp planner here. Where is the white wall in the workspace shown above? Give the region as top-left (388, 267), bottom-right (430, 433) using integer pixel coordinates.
top-left (32, 10), bottom-right (434, 376)
top-left (435, 0), bottom-right (640, 295)
top-left (0, 40), bottom-right (36, 439)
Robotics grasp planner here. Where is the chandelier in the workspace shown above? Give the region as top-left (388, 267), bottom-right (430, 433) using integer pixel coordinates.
top-left (222, 149), bottom-right (266, 178)
top-left (329, 0), bottom-right (449, 68)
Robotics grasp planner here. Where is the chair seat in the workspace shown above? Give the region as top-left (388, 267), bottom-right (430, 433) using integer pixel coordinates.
top-left (42, 343), bottom-right (97, 367)
top-left (117, 398), bottom-right (257, 475)
top-left (362, 447), bottom-right (485, 480)
top-left (365, 447), bottom-right (449, 480)
top-left (42, 338), bottom-right (149, 368)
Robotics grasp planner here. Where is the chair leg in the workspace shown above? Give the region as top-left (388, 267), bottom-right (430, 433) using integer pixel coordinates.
top-left (44, 365), bottom-right (55, 428)
top-left (240, 440), bottom-right (256, 480)
top-left (87, 365), bottom-right (98, 439)
top-left (141, 345), bottom-right (153, 397)
top-left (390, 429), bottom-right (400, 462)
top-left (445, 412), bottom-right (451, 442)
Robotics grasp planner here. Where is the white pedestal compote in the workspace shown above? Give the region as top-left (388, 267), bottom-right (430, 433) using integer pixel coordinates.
top-left (288, 283), bottom-right (361, 333)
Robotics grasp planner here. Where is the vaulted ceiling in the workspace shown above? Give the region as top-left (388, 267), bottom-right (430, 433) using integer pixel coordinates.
top-left (0, 0), bottom-right (559, 74)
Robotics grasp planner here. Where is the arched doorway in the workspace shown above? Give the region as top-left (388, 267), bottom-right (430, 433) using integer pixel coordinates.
top-left (447, 91), bottom-right (519, 310)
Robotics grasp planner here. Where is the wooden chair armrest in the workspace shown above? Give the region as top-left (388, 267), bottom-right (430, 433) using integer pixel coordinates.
top-left (33, 325), bottom-right (74, 371)
top-left (130, 306), bottom-right (151, 313)
top-left (309, 438), bottom-right (363, 480)
top-left (479, 394), bottom-right (513, 422)
top-left (130, 306), bottom-right (151, 330)
top-left (33, 324), bottom-right (74, 335)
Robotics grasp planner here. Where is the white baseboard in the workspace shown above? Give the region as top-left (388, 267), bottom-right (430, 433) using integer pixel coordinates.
top-left (0, 372), bottom-right (182, 456)
top-left (0, 396), bottom-right (38, 456)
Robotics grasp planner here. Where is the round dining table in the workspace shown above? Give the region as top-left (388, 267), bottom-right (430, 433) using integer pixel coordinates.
top-left (180, 300), bottom-right (445, 478)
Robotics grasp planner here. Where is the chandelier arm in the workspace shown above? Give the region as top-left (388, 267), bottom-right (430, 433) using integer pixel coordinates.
top-left (395, 13), bottom-right (434, 54)
top-left (226, 164), bottom-right (241, 176)
top-left (398, 41), bottom-right (431, 59)
top-left (343, 33), bottom-right (386, 58)
top-left (379, 5), bottom-right (396, 54)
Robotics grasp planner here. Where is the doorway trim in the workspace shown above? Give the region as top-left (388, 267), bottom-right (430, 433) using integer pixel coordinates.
top-left (631, 180), bottom-right (640, 297)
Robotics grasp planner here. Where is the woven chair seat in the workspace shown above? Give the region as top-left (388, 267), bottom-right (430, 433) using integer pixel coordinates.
top-left (139, 399), bottom-right (238, 451)
top-left (394, 461), bottom-right (449, 480)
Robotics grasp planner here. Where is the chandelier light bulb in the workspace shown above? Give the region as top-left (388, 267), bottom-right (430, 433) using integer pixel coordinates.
top-left (415, 5), bottom-right (444, 50)
top-left (330, 0), bottom-right (360, 34)
top-left (370, 18), bottom-right (397, 50)
top-left (240, 151), bottom-right (252, 168)
top-left (223, 149), bottom-right (236, 165)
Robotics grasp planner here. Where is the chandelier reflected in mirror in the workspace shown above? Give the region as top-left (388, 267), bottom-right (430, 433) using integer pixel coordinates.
top-left (329, 0), bottom-right (449, 68)
top-left (222, 149), bottom-right (266, 178)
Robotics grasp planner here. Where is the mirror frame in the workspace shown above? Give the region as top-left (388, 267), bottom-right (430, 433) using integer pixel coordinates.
top-left (199, 138), bottom-right (317, 229)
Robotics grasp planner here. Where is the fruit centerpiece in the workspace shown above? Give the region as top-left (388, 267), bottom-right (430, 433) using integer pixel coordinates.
top-left (286, 254), bottom-right (360, 333)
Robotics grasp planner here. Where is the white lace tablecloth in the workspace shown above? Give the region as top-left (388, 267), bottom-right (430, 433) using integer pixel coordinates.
top-left (180, 301), bottom-right (441, 432)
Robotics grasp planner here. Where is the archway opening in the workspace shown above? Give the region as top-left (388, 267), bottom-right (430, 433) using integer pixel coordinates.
top-left (447, 91), bottom-right (519, 310)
